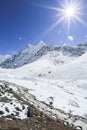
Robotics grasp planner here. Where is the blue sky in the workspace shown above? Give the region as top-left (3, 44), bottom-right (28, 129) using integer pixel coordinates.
top-left (0, 0), bottom-right (87, 54)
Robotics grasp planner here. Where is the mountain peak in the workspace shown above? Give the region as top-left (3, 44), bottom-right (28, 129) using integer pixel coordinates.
top-left (26, 41), bottom-right (46, 50)
top-left (37, 40), bottom-right (46, 47)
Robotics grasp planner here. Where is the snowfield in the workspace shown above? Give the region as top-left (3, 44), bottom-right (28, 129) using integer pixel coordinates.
top-left (0, 47), bottom-right (87, 129)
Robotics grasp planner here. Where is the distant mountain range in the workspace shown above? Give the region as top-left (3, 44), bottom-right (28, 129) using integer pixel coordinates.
top-left (0, 41), bottom-right (87, 68)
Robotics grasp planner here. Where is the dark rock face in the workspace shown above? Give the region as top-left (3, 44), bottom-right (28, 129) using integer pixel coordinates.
top-left (27, 106), bottom-right (33, 117)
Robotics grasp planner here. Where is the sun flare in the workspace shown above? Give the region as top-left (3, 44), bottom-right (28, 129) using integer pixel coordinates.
top-left (37, 0), bottom-right (85, 36)
top-left (48, 0), bottom-right (86, 33)
top-left (58, 0), bottom-right (83, 25)
top-left (65, 6), bottom-right (76, 17)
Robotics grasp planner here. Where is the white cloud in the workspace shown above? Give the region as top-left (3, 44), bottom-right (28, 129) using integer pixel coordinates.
top-left (68, 35), bottom-right (74, 41)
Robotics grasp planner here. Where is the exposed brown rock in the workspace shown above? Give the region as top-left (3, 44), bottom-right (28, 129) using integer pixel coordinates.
top-left (0, 115), bottom-right (76, 130)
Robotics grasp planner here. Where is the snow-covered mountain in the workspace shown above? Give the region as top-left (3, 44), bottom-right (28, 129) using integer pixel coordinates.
top-left (0, 41), bottom-right (50, 68)
top-left (0, 41), bottom-right (87, 129)
top-left (0, 41), bottom-right (87, 68)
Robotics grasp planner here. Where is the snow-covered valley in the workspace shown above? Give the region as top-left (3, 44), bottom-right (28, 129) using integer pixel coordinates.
top-left (0, 42), bottom-right (87, 129)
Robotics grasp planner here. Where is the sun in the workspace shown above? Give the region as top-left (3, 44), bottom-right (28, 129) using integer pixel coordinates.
top-left (65, 7), bottom-right (76, 17)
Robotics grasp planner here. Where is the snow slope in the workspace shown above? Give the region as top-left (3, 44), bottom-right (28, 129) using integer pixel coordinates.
top-left (0, 51), bottom-right (87, 115)
top-left (0, 81), bottom-right (28, 119)
top-left (44, 52), bottom-right (87, 80)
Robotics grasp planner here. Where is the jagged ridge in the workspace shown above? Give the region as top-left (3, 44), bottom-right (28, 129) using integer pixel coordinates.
top-left (0, 41), bottom-right (87, 68)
